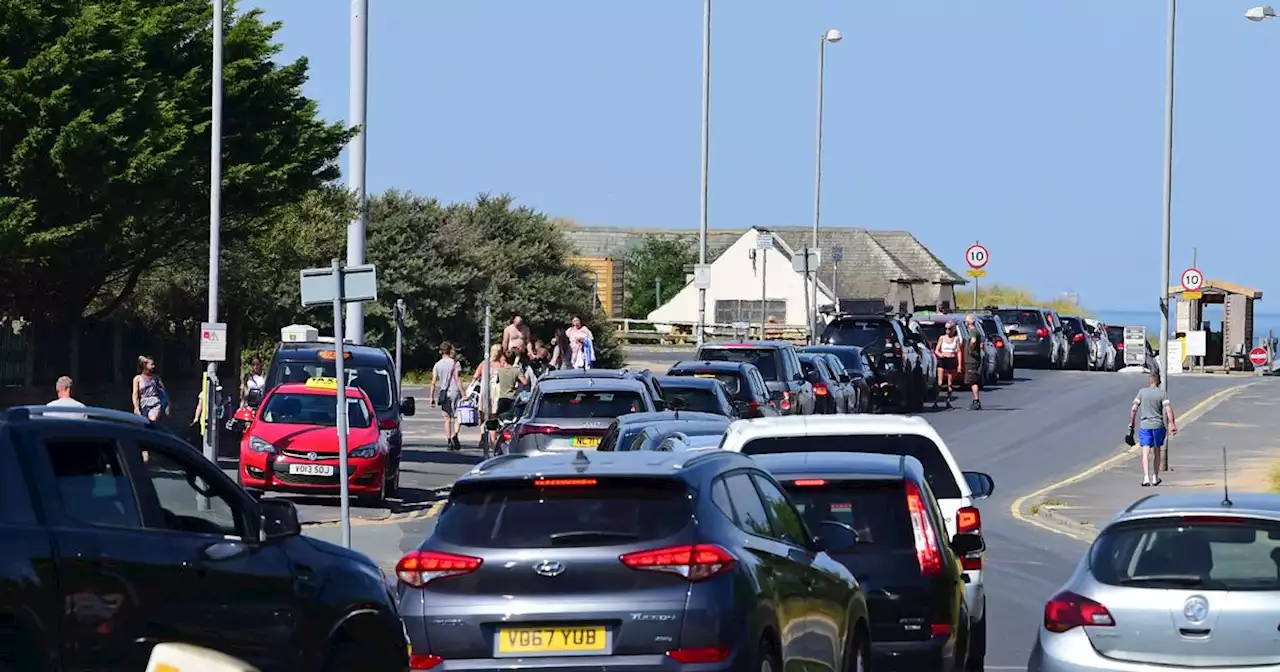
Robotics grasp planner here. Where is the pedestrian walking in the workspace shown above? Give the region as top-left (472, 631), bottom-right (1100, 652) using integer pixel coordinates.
top-left (496, 350), bottom-right (527, 418)
top-left (963, 314), bottom-right (983, 410)
top-left (241, 356), bottom-right (266, 408)
top-left (566, 316), bottom-right (594, 370)
top-left (550, 328), bottom-right (572, 370)
top-left (132, 355), bottom-right (169, 421)
top-left (429, 342), bottom-right (463, 451)
top-left (502, 316), bottom-right (531, 359)
top-left (934, 321), bottom-right (961, 408)
top-left (1129, 372), bottom-right (1178, 486)
top-left (47, 376), bottom-right (87, 419)
top-left (469, 345), bottom-right (505, 447)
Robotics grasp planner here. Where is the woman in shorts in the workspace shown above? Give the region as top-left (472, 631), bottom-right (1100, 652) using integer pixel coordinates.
top-left (933, 322), bottom-right (961, 408)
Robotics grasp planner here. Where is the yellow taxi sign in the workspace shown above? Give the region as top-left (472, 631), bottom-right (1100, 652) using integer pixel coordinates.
top-left (304, 377), bottom-right (340, 390)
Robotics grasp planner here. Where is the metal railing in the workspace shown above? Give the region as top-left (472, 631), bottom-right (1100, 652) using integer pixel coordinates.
top-left (609, 318), bottom-right (812, 345)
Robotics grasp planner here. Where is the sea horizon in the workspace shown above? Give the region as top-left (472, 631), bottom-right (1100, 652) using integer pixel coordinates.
top-left (1093, 309), bottom-right (1279, 347)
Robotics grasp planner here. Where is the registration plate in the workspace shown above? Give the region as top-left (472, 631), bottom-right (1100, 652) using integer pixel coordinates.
top-left (496, 626), bottom-right (608, 655)
top-left (1010, 334), bottom-right (1027, 341)
top-left (288, 464), bottom-right (334, 476)
top-left (570, 436), bottom-right (601, 448)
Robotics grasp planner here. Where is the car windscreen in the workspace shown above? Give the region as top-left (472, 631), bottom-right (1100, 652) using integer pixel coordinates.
top-left (995, 310), bottom-right (1045, 329)
top-left (435, 477), bottom-right (693, 548)
top-left (661, 387), bottom-right (727, 415)
top-left (536, 390), bottom-right (644, 418)
top-left (740, 434), bottom-right (961, 498)
top-left (1090, 516), bottom-right (1280, 591)
top-left (783, 480), bottom-right (913, 550)
top-left (821, 320), bottom-right (892, 348)
top-left (272, 359), bottom-right (394, 411)
top-left (697, 347), bottom-right (779, 381)
top-left (260, 392), bottom-right (372, 428)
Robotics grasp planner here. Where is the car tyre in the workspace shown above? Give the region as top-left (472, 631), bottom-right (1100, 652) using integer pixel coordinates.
top-left (357, 473), bottom-right (387, 509)
top-left (844, 622), bottom-right (870, 672)
top-left (385, 461), bottom-right (400, 499)
top-left (967, 613), bottom-right (986, 672)
top-left (323, 641), bottom-right (398, 672)
top-left (756, 637), bottom-right (782, 672)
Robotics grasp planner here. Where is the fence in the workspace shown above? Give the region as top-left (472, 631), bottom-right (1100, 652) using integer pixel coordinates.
top-left (610, 318), bottom-right (811, 346)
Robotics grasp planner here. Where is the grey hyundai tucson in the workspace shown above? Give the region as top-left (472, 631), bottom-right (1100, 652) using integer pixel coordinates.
top-left (395, 449), bottom-right (871, 671)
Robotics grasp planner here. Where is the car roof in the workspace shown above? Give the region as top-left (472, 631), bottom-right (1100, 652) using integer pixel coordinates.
top-left (273, 342), bottom-right (392, 365)
top-left (635, 419), bottom-right (731, 434)
top-left (458, 448), bottom-right (751, 483)
top-left (752, 452), bottom-right (921, 481)
top-left (656, 376), bottom-right (723, 389)
top-left (535, 377), bottom-right (647, 393)
top-left (669, 360), bottom-right (753, 373)
top-left (701, 341), bottom-right (794, 349)
top-left (799, 345), bottom-right (863, 352)
top-left (1109, 492), bottom-right (1280, 526)
top-left (612, 410), bottom-right (727, 426)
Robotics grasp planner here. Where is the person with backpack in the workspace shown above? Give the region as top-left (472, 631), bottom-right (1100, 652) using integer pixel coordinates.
top-left (429, 342), bottom-right (463, 451)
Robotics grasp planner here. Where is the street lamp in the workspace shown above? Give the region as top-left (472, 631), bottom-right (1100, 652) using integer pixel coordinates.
top-left (696, 0), bottom-right (711, 347)
top-left (345, 0), bottom-right (369, 344)
top-left (1158, 0), bottom-right (1175, 471)
top-left (204, 0), bottom-right (224, 479)
top-left (1247, 5), bottom-right (1277, 20)
top-left (809, 28), bottom-right (841, 344)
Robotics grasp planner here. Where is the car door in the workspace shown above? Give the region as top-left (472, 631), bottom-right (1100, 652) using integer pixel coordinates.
top-left (133, 436), bottom-right (300, 672)
top-left (28, 429), bottom-right (181, 671)
top-left (1, 427), bottom-right (60, 670)
top-left (748, 368), bottom-right (778, 416)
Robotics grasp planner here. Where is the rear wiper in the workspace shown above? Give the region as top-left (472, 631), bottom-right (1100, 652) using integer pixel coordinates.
top-left (1119, 574), bottom-right (1206, 587)
top-left (548, 531), bottom-right (640, 544)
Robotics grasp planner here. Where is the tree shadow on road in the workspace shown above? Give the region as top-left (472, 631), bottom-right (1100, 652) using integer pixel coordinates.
top-left (401, 447), bottom-right (483, 466)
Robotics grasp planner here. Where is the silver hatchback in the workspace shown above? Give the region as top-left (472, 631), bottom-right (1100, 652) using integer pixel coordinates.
top-left (1029, 492), bottom-right (1280, 671)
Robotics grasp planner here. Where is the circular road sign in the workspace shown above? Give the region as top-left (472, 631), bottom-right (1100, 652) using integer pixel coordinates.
top-left (966, 244), bottom-right (989, 269)
top-left (1250, 347), bottom-right (1269, 367)
top-left (1181, 267), bottom-right (1204, 292)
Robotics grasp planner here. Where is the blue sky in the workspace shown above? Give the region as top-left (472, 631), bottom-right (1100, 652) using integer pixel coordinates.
top-left (253, 1), bottom-right (1280, 311)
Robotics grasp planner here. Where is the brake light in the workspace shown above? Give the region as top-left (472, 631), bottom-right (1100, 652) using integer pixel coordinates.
top-left (1036, 327), bottom-right (1049, 339)
top-left (396, 550), bottom-right (482, 587)
top-left (501, 429), bottom-right (513, 442)
top-left (930, 623), bottom-right (952, 637)
top-left (905, 482), bottom-right (942, 577)
top-left (957, 507), bottom-right (981, 534)
top-left (666, 647), bottom-right (731, 664)
top-left (534, 478), bottom-right (597, 487)
top-left (1116, 342), bottom-right (1125, 349)
top-left (1179, 515), bottom-right (1248, 524)
top-left (747, 400), bottom-right (761, 416)
top-left (814, 383), bottom-right (829, 396)
top-left (1044, 591), bottom-right (1114, 632)
top-left (409, 654), bottom-right (444, 669)
top-left (780, 391), bottom-right (792, 411)
top-left (994, 339), bottom-right (1004, 349)
top-left (378, 418), bottom-right (398, 431)
top-left (620, 544), bottom-right (735, 581)
top-left (516, 424), bottom-right (564, 438)
top-left (1072, 333), bottom-right (1085, 343)
top-left (792, 479), bottom-right (827, 487)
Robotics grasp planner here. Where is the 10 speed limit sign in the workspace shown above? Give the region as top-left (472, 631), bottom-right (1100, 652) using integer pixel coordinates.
top-left (1180, 267), bottom-right (1204, 292)
top-left (966, 243), bottom-right (989, 269)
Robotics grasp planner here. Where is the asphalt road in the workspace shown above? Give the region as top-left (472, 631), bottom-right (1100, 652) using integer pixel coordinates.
top-left (299, 347), bottom-right (1253, 669)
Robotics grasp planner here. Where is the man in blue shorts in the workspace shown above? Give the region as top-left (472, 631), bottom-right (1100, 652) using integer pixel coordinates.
top-left (1128, 372), bottom-right (1178, 486)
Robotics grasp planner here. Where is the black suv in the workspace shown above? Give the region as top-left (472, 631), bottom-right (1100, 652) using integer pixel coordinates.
top-left (992, 306), bottom-right (1067, 369)
top-left (756, 452), bottom-right (984, 672)
top-left (0, 406), bottom-right (407, 672)
top-left (539, 368), bottom-right (667, 410)
top-left (819, 313), bottom-right (927, 412)
top-left (665, 360), bottom-right (779, 419)
top-left (694, 341), bottom-right (815, 415)
top-left (395, 449), bottom-right (871, 671)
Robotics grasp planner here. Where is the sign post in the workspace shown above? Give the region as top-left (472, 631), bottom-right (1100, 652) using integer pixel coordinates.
top-left (965, 243), bottom-right (989, 309)
top-left (1180, 267), bottom-right (1203, 301)
top-left (299, 260), bottom-right (378, 549)
top-left (1250, 347), bottom-right (1268, 371)
top-left (1123, 326), bottom-right (1147, 367)
top-left (830, 245), bottom-right (843, 313)
top-left (756, 233), bottom-right (772, 339)
top-left (792, 248), bottom-right (821, 344)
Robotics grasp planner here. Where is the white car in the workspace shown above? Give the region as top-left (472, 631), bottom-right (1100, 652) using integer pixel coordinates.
top-left (1083, 318), bottom-right (1117, 371)
top-left (718, 414), bottom-right (995, 669)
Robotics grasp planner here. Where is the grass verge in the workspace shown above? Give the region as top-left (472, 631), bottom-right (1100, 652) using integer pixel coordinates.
top-left (954, 283), bottom-right (1090, 317)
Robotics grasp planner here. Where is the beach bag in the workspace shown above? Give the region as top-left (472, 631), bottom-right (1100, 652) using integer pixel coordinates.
top-left (583, 337), bottom-right (596, 369)
top-left (457, 401), bottom-right (479, 427)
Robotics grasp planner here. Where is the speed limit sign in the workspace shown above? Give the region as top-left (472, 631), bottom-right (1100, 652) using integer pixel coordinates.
top-left (966, 243), bottom-right (989, 269)
top-left (1180, 267), bottom-right (1204, 292)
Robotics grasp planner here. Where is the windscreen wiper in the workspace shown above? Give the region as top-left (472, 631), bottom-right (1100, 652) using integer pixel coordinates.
top-left (1119, 574), bottom-right (1206, 587)
top-left (548, 530), bottom-right (640, 545)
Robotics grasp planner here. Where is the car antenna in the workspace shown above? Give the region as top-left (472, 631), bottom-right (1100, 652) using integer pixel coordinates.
top-left (1221, 446), bottom-right (1232, 507)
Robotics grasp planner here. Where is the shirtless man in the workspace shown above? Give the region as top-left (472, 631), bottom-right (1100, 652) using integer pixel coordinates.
top-left (502, 316), bottom-right (531, 358)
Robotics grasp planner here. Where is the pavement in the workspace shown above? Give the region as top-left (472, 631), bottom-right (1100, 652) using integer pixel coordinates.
top-left (287, 345), bottom-right (1275, 670)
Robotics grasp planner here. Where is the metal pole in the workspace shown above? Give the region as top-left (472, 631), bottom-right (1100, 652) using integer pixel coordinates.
top-left (1159, 0), bottom-right (1176, 472)
top-left (593, 271), bottom-right (600, 312)
top-left (394, 299), bottom-right (405, 397)
top-left (696, 0), bottom-right (711, 348)
top-left (973, 276), bottom-right (978, 311)
top-left (201, 0), bottom-right (224, 503)
top-left (759, 249), bottom-right (767, 339)
top-left (810, 36), bottom-right (827, 347)
top-left (481, 305), bottom-right (492, 459)
top-left (656, 278), bottom-right (662, 310)
top-left (332, 258), bottom-right (352, 548)
top-left (803, 249), bottom-right (812, 346)
top-left (344, 0), bottom-right (369, 344)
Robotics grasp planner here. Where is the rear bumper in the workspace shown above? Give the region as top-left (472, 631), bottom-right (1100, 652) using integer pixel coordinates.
top-left (872, 635), bottom-right (954, 672)
top-left (1027, 627), bottom-right (1280, 671)
top-left (1011, 339), bottom-right (1052, 360)
top-left (409, 654), bottom-right (748, 671)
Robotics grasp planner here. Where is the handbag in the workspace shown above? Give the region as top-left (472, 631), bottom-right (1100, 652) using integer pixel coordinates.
top-left (457, 401), bottom-right (479, 426)
top-left (1124, 427), bottom-right (1136, 447)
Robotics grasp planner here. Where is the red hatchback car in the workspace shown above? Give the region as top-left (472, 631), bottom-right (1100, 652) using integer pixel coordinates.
top-left (237, 377), bottom-right (392, 507)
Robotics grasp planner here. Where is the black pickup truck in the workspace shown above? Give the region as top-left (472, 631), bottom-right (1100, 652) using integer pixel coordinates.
top-left (0, 406), bottom-right (408, 672)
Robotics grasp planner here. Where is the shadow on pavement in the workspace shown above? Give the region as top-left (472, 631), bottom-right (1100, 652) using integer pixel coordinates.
top-left (401, 448), bottom-right (483, 466)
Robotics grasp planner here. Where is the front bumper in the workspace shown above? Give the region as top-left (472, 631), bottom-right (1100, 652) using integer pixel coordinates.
top-left (239, 451), bottom-right (385, 494)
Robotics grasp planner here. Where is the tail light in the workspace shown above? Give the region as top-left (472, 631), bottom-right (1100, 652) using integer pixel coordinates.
top-left (378, 418), bottom-right (399, 431)
top-left (1116, 342), bottom-right (1125, 349)
top-left (747, 400), bottom-right (761, 416)
top-left (501, 428), bottom-right (513, 442)
top-left (792, 479), bottom-right (826, 486)
top-left (780, 391), bottom-right (792, 411)
top-left (956, 506), bottom-right (983, 570)
top-left (930, 624), bottom-right (953, 637)
top-left (516, 424), bottom-right (565, 438)
top-left (666, 647), bottom-right (731, 664)
top-left (994, 339), bottom-right (1005, 349)
top-left (904, 482), bottom-right (942, 577)
top-left (534, 478), bottom-right (597, 487)
top-left (620, 544), bottom-right (735, 581)
top-left (396, 550), bottom-right (482, 587)
top-left (1044, 591), bottom-right (1114, 632)
top-left (814, 383), bottom-right (829, 396)
top-left (1072, 333), bottom-right (1085, 343)
top-left (409, 654), bottom-right (444, 670)
top-left (1036, 327), bottom-right (1050, 339)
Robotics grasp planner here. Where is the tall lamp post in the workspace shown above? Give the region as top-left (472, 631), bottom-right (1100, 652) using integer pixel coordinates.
top-left (345, 0), bottom-right (369, 344)
top-left (1158, 0), bottom-right (1175, 471)
top-left (810, 29), bottom-right (841, 345)
top-left (696, 0), bottom-right (711, 347)
top-left (205, 0), bottom-right (224, 474)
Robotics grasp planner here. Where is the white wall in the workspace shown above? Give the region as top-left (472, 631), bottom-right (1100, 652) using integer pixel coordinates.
top-left (649, 228), bottom-right (834, 326)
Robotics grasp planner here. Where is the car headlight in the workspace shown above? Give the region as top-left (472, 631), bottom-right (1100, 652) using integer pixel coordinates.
top-left (350, 443), bottom-right (380, 459)
top-left (248, 436), bottom-right (275, 453)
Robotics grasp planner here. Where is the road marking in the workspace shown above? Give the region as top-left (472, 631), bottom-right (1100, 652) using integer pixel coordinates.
top-left (1009, 382), bottom-right (1254, 541)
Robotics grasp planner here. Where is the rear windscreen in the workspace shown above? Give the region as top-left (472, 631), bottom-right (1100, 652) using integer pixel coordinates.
top-left (1090, 517), bottom-right (1280, 591)
top-left (741, 434), bottom-right (961, 498)
top-left (662, 388), bottom-right (726, 415)
top-left (784, 481), bottom-right (913, 550)
top-left (916, 322), bottom-right (948, 347)
top-left (805, 349), bottom-right (863, 374)
top-left (679, 372), bottom-right (741, 396)
top-left (821, 320), bottom-right (892, 348)
top-left (1106, 326), bottom-right (1124, 341)
top-left (435, 478), bottom-right (693, 548)
top-left (536, 391), bottom-right (643, 418)
top-left (995, 310), bottom-right (1045, 329)
top-left (697, 348), bottom-right (779, 381)
top-left (980, 318), bottom-right (1001, 337)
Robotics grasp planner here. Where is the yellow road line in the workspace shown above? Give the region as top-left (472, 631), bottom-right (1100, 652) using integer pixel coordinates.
top-left (1009, 382), bottom-right (1254, 541)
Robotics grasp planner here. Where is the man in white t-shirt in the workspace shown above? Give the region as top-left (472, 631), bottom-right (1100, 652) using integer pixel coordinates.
top-left (47, 376), bottom-right (87, 419)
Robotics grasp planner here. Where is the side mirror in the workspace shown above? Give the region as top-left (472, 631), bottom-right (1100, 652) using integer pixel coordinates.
top-left (400, 396), bottom-right (416, 417)
top-left (484, 418), bottom-right (500, 431)
top-left (245, 388), bottom-right (264, 408)
top-left (963, 471), bottom-right (995, 499)
top-left (259, 499), bottom-right (301, 541)
top-left (233, 407), bottom-right (254, 423)
top-left (815, 520), bottom-right (859, 552)
top-left (950, 533), bottom-right (985, 557)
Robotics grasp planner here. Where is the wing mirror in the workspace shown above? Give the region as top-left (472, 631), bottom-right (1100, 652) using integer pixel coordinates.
top-left (233, 407), bottom-right (254, 423)
top-left (963, 471), bottom-right (995, 499)
top-left (244, 388), bottom-right (264, 409)
top-left (950, 532), bottom-right (985, 557)
top-left (400, 396), bottom-right (416, 416)
top-left (259, 499), bottom-right (301, 541)
top-left (815, 520), bottom-right (860, 552)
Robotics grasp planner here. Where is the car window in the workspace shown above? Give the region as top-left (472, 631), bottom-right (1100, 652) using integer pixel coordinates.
top-left (751, 473), bottom-right (810, 546)
top-left (536, 391), bottom-right (643, 418)
top-left (825, 356), bottom-right (848, 378)
top-left (784, 480), bottom-right (913, 550)
top-left (261, 392), bottom-right (372, 428)
top-left (273, 359), bottom-right (395, 410)
top-left (139, 442), bottom-right (242, 538)
top-left (980, 318), bottom-right (1001, 337)
top-left (784, 348), bottom-right (804, 379)
top-left (45, 438), bottom-right (143, 529)
top-left (822, 319), bottom-right (894, 347)
top-left (663, 387), bottom-right (726, 415)
top-left (596, 424), bottom-right (621, 452)
top-left (1091, 517), bottom-right (1280, 591)
top-left (624, 428), bottom-right (655, 452)
top-left (916, 322), bottom-right (947, 347)
top-left (0, 435), bottom-right (37, 525)
top-left (698, 347), bottom-right (780, 381)
top-left (435, 477), bottom-right (692, 548)
top-left (996, 310), bottom-right (1046, 328)
top-left (711, 477), bottom-right (735, 520)
top-left (740, 434), bottom-right (961, 498)
top-left (750, 369), bottom-right (769, 397)
top-left (723, 472), bottom-right (773, 537)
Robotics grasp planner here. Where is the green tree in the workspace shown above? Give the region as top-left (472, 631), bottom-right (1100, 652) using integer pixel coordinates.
top-left (0, 0), bottom-right (352, 325)
top-left (624, 236), bottom-right (696, 319)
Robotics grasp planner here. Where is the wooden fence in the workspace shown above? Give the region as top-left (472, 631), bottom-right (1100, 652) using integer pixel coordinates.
top-left (610, 318), bottom-right (811, 346)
